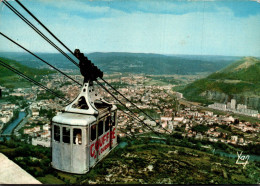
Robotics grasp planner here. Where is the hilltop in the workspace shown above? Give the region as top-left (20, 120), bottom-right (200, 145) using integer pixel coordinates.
top-left (207, 57), bottom-right (259, 82)
top-left (180, 57), bottom-right (260, 110)
top-left (0, 57), bottom-right (55, 88)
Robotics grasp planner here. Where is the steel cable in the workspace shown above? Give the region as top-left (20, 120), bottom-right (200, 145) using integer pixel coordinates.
top-left (2, 0), bottom-right (79, 68)
top-left (0, 32), bottom-right (82, 86)
top-left (0, 59), bottom-right (69, 102)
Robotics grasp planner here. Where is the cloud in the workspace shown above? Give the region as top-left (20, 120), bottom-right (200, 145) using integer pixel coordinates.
top-left (0, 0), bottom-right (259, 57)
top-left (48, 7), bottom-right (259, 56)
top-left (37, 0), bottom-right (110, 14)
top-left (250, 0), bottom-right (260, 3)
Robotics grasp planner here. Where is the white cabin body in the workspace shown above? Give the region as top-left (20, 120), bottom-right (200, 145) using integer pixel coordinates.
top-left (51, 82), bottom-right (118, 174)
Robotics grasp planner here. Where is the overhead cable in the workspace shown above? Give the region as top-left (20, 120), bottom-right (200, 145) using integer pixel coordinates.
top-left (96, 80), bottom-right (161, 136)
top-left (101, 77), bottom-right (160, 124)
top-left (0, 59), bottom-right (69, 102)
top-left (15, 0), bottom-right (76, 57)
top-left (2, 0), bottom-right (79, 68)
top-left (0, 32), bottom-right (82, 86)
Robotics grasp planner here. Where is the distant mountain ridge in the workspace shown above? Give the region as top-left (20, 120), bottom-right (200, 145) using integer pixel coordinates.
top-left (181, 57), bottom-right (260, 111)
top-left (88, 52), bottom-right (238, 75)
top-left (0, 52), bottom-right (239, 75)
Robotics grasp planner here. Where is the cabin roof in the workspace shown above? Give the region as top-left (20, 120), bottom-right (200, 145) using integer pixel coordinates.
top-left (52, 112), bottom-right (96, 126)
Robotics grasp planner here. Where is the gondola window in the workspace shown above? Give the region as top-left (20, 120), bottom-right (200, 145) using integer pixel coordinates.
top-left (63, 127), bottom-right (70, 144)
top-left (73, 128), bottom-right (82, 145)
top-left (54, 125), bottom-right (60, 142)
top-left (98, 120), bottom-right (104, 136)
top-left (105, 117), bottom-right (110, 131)
top-left (91, 124), bottom-right (96, 141)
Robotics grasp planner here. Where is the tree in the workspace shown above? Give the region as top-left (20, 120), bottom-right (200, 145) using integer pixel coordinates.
top-left (47, 109), bottom-right (55, 120)
top-left (173, 133), bottom-right (183, 139)
top-left (192, 125), bottom-right (209, 133)
top-left (196, 142), bottom-right (202, 149)
top-left (3, 136), bottom-right (7, 143)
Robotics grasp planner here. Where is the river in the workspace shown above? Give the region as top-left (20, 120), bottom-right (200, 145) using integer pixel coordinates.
top-left (0, 111), bottom-right (26, 141)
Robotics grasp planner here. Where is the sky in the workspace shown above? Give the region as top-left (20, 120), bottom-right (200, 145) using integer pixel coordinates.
top-left (0, 0), bottom-right (259, 57)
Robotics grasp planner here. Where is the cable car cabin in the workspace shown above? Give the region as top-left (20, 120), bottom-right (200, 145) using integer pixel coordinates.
top-left (51, 81), bottom-right (118, 174)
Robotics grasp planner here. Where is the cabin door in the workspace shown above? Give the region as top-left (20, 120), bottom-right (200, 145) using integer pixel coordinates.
top-left (71, 127), bottom-right (87, 173)
top-left (97, 117), bottom-right (111, 160)
top-left (110, 111), bottom-right (117, 148)
top-left (89, 123), bottom-right (98, 167)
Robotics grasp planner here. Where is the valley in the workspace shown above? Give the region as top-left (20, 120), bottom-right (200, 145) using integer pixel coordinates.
top-left (0, 53), bottom-right (259, 184)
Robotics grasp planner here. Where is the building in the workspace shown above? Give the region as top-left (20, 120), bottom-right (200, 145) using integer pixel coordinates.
top-left (237, 104), bottom-right (247, 110)
top-left (173, 116), bottom-right (184, 122)
top-left (237, 108), bottom-right (259, 117)
top-left (0, 116), bottom-right (9, 123)
top-left (10, 92), bottom-right (25, 97)
top-left (125, 103), bottom-right (131, 107)
top-left (227, 102), bottom-right (231, 109)
top-left (208, 100), bottom-right (258, 118)
top-left (205, 111), bottom-right (213, 116)
top-left (161, 117), bottom-right (172, 122)
top-left (195, 133), bottom-right (203, 140)
top-left (32, 137), bottom-right (50, 147)
top-left (168, 123), bottom-right (174, 131)
top-left (231, 135), bottom-right (238, 144)
top-left (231, 99), bottom-right (236, 110)
top-left (31, 108), bottom-right (39, 116)
top-left (175, 92), bottom-right (183, 99)
top-left (40, 130), bottom-right (51, 138)
top-left (208, 102), bottom-right (227, 111)
top-left (222, 116), bottom-right (235, 123)
top-left (24, 126), bottom-right (41, 135)
top-left (43, 124), bottom-right (50, 131)
top-left (143, 119), bottom-right (156, 126)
